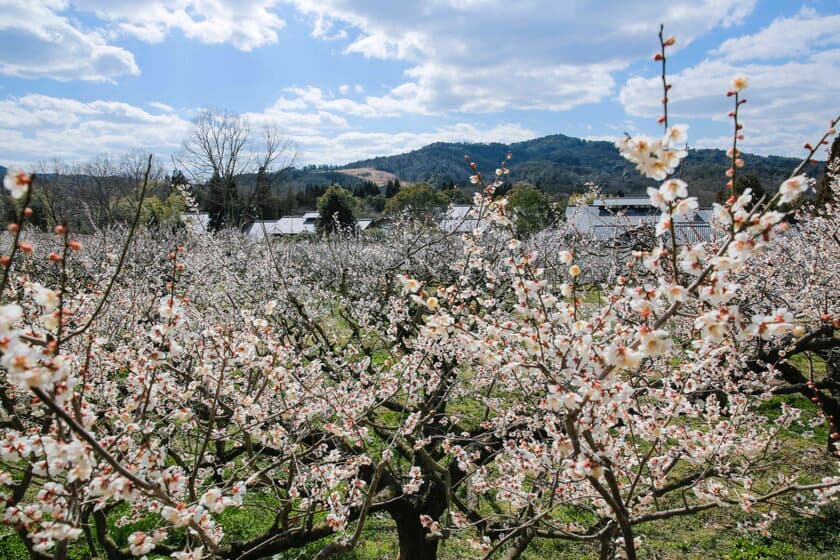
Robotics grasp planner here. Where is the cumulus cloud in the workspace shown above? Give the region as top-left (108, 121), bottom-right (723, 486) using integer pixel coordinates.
top-left (0, 1), bottom-right (288, 82)
top-left (0, 93), bottom-right (534, 167)
top-left (711, 7), bottom-right (840, 61)
top-left (619, 9), bottom-right (840, 156)
top-left (0, 94), bottom-right (190, 164)
top-left (291, 122), bottom-right (536, 165)
top-left (0, 0), bottom-right (139, 81)
top-left (286, 0), bottom-right (756, 114)
top-left (75, 0), bottom-right (287, 51)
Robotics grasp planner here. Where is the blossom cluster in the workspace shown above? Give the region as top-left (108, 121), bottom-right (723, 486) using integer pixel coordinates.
top-left (0, 29), bottom-right (838, 560)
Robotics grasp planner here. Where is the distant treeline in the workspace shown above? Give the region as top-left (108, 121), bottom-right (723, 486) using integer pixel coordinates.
top-left (341, 134), bottom-right (823, 205)
top-left (0, 133), bottom-right (830, 233)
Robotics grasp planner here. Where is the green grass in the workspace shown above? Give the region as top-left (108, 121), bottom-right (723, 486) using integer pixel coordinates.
top-left (2, 496), bottom-right (838, 559)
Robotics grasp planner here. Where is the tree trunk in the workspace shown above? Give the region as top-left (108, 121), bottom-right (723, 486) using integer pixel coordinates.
top-left (392, 507), bottom-right (440, 560)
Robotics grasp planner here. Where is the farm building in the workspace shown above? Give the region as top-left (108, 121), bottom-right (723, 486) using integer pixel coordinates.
top-left (565, 198), bottom-right (716, 243)
top-left (246, 212), bottom-right (374, 241)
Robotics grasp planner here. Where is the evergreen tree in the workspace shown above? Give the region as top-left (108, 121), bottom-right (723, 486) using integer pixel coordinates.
top-left (507, 182), bottom-right (556, 238)
top-left (494, 181), bottom-right (513, 197)
top-left (384, 182), bottom-right (448, 222)
top-left (715, 173), bottom-right (765, 208)
top-left (317, 186), bottom-right (358, 235)
top-left (253, 166), bottom-right (280, 219)
top-left (366, 194), bottom-right (386, 214)
top-left (385, 179), bottom-right (401, 198)
top-left (206, 173), bottom-right (240, 230)
top-left (353, 181), bottom-right (379, 198)
top-left (361, 181), bottom-right (381, 198)
top-left (170, 169), bottom-right (189, 188)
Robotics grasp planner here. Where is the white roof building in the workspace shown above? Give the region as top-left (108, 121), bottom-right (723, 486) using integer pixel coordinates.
top-left (246, 212), bottom-right (373, 240)
top-left (439, 205), bottom-right (488, 233)
top-left (565, 198), bottom-right (716, 243)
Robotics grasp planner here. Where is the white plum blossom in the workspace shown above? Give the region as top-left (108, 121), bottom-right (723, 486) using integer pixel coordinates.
top-left (778, 175), bottom-right (809, 205)
top-left (659, 179), bottom-right (688, 202)
top-left (3, 166), bottom-right (31, 199)
top-left (731, 75), bottom-right (749, 92)
top-left (0, 27), bottom-right (836, 560)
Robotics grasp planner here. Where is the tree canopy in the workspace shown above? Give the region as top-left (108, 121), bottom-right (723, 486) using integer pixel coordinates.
top-left (506, 181), bottom-right (557, 237)
top-left (384, 182), bottom-right (449, 221)
top-left (317, 185), bottom-right (358, 235)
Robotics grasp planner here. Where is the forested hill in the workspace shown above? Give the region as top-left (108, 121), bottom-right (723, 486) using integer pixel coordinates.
top-left (342, 134), bottom-right (816, 204)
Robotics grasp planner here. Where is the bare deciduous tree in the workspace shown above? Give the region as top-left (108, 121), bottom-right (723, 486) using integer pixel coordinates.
top-left (177, 109), bottom-right (296, 228)
top-left (32, 153), bottom-right (163, 232)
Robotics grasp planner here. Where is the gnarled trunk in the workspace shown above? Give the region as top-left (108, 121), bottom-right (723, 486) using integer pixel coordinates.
top-left (389, 478), bottom-right (448, 560)
top-left (392, 506), bottom-right (440, 560)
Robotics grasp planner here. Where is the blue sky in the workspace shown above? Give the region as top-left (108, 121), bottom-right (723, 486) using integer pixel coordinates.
top-left (0, 1), bottom-right (838, 168)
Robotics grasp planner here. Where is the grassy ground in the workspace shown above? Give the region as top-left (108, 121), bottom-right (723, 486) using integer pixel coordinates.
top-left (265, 503), bottom-right (840, 560)
top-left (4, 481), bottom-right (837, 559)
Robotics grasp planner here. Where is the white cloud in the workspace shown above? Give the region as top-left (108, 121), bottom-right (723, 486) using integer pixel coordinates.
top-left (286, 0), bottom-right (755, 114)
top-left (619, 9), bottom-right (840, 156)
top-left (148, 101), bottom-right (175, 112)
top-left (0, 93), bottom-right (534, 167)
top-left (311, 13), bottom-right (347, 41)
top-left (283, 86), bottom-right (381, 118)
top-left (0, 94), bottom-right (190, 164)
top-left (75, 1), bottom-right (286, 51)
top-left (712, 7), bottom-right (840, 61)
top-left (244, 103), bottom-right (350, 134)
top-left (0, 0), bottom-right (288, 82)
top-left (293, 122), bottom-right (536, 165)
top-left (0, 0), bottom-right (139, 81)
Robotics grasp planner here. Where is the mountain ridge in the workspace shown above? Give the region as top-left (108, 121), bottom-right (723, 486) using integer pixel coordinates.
top-left (340, 133), bottom-right (816, 204)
